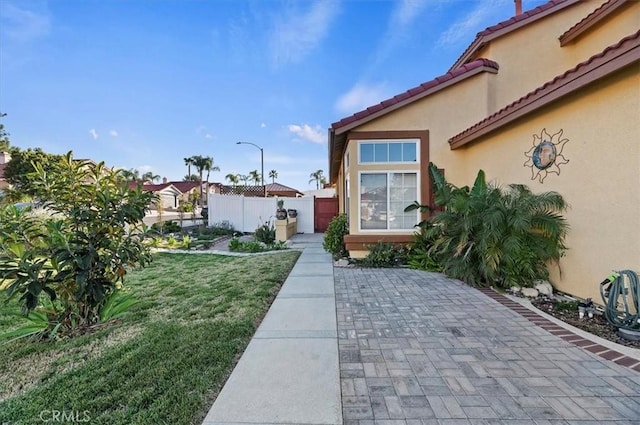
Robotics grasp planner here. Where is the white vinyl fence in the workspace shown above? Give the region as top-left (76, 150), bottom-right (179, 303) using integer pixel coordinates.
top-left (207, 193), bottom-right (315, 234)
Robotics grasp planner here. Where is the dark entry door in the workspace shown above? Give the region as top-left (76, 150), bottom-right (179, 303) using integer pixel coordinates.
top-left (314, 197), bottom-right (339, 232)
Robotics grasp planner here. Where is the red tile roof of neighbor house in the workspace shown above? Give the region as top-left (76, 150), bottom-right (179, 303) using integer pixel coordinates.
top-left (448, 30), bottom-right (640, 149)
top-left (559, 0), bottom-right (632, 46)
top-left (167, 181), bottom-right (199, 193)
top-left (331, 58), bottom-right (499, 132)
top-left (449, 0), bottom-right (582, 71)
top-left (265, 182), bottom-right (303, 196)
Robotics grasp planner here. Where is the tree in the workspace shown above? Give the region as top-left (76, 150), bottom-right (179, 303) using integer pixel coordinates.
top-left (0, 152), bottom-right (155, 336)
top-left (183, 157), bottom-right (194, 179)
top-left (191, 155), bottom-right (219, 207)
top-left (119, 168), bottom-right (141, 182)
top-left (309, 169), bottom-right (326, 190)
top-left (183, 174), bottom-right (199, 181)
top-left (0, 112), bottom-right (9, 152)
top-left (238, 174), bottom-right (250, 186)
top-left (249, 169), bottom-right (261, 186)
top-left (142, 171), bottom-right (160, 183)
top-left (225, 173), bottom-right (239, 187)
top-left (4, 148), bottom-right (63, 198)
top-left (269, 169), bottom-right (278, 183)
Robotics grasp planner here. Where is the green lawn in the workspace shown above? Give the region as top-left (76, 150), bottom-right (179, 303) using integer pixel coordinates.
top-left (0, 251), bottom-right (300, 425)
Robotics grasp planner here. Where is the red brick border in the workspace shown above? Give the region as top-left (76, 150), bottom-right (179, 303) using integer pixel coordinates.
top-left (475, 287), bottom-right (640, 371)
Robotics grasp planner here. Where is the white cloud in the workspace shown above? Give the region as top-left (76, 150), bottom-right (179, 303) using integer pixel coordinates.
top-left (391, 0), bottom-right (429, 28)
top-left (260, 123), bottom-right (267, 128)
top-left (0, 3), bottom-right (51, 43)
top-left (335, 82), bottom-right (392, 115)
top-left (109, 130), bottom-right (118, 137)
top-left (287, 124), bottom-right (325, 144)
top-left (205, 133), bottom-right (212, 139)
top-left (437, 0), bottom-right (507, 47)
top-left (269, 0), bottom-right (340, 67)
top-left (89, 129), bottom-right (98, 140)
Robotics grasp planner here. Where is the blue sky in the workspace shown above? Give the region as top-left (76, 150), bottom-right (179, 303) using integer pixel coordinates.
top-left (0, 0), bottom-right (546, 190)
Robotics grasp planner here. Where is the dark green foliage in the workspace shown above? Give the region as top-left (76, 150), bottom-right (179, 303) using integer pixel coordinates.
top-left (554, 300), bottom-right (578, 313)
top-left (323, 213), bottom-right (349, 259)
top-left (254, 221), bottom-right (276, 245)
top-left (407, 228), bottom-right (442, 272)
top-left (150, 220), bottom-right (181, 235)
top-left (2, 148), bottom-right (63, 202)
top-left (354, 242), bottom-right (407, 268)
top-left (0, 112), bottom-right (9, 151)
top-left (0, 152), bottom-right (154, 334)
top-left (409, 163), bottom-right (569, 288)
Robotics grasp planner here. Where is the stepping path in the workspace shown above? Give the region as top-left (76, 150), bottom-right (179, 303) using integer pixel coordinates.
top-left (335, 267), bottom-right (640, 424)
top-left (202, 233), bottom-right (342, 425)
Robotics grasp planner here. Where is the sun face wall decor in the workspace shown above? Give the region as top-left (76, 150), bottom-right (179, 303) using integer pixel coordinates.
top-left (524, 128), bottom-right (569, 183)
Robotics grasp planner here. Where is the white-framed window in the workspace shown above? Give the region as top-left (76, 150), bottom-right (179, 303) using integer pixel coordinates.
top-left (358, 140), bottom-right (418, 164)
top-left (344, 151), bottom-right (349, 172)
top-left (359, 172), bottom-right (418, 231)
top-left (344, 176), bottom-right (350, 219)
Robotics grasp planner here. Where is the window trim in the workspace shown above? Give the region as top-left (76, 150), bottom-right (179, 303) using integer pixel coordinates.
top-left (357, 139), bottom-right (419, 165)
top-left (357, 170), bottom-right (420, 233)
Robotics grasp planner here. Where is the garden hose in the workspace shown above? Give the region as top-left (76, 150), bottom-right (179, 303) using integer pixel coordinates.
top-left (599, 270), bottom-right (640, 331)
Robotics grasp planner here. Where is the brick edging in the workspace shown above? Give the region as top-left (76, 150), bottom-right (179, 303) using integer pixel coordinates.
top-left (475, 287), bottom-right (640, 373)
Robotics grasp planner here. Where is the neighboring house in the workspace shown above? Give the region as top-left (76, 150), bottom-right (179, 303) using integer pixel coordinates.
top-left (265, 182), bottom-right (303, 198)
top-left (0, 151), bottom-right (10, 193)
top-left (328, 0), bottom-right (639, 301)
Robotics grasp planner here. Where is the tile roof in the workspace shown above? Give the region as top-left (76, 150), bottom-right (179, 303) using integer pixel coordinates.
top-left (266, 182), bottom-right (302, 194)
top-left (331, 58), bottom-right (499, 132)
top-left (167, 181), bottom-right (200, 193)
top-left (559, 0), bottom-right (630, 46)
top-left (449, 30), bottom-right (640, 149)
top-left (449, 0), bottom-right (582, 71)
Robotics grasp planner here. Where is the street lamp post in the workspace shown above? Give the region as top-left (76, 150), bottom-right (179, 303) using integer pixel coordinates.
top-left (236, 141), bottom-right (265, 193)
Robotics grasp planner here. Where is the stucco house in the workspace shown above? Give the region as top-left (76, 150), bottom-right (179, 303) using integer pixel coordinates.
top-left (328, 0), bottom-right (639, 301)
top-left (0, 151), bottom-right (10, 194)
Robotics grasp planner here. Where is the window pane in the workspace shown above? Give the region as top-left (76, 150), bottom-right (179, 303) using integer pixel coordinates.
top-left (360, 143), bottom-right (374, 163)
top-left (361, 174), bottom-right (387, 230)
top-left (389, 143), bottom-right (402, 162)
top-left (374, 143), bottom-right (388, 162)
top-left (403, 143), bottom-right (417, 162)
top-left (389, 173), bottom-right (417, 230)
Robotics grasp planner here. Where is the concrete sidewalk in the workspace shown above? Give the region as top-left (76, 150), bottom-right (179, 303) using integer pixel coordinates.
top-left (202, 233), bottom-right (342, 425)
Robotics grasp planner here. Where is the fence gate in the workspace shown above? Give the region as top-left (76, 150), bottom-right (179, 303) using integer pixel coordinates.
top-left (314, 197), bottom-right (339, 232)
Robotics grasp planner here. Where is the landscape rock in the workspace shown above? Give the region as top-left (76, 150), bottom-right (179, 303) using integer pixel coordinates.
top-left (335, 259), bottom-right (350, 267)
top-left (510, 286), bottom-right (521, 294)
top-left (521, 287), bottom-right (539, 298)
top-left (534, 280), bottom-right (553, 296)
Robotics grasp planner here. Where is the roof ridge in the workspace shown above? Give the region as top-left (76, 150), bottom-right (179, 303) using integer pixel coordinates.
top-left (449, 30), bottom-right (640, 147)
top-left (331, 58), bottom-right (499, 130)
top-left (559, 0), bottom-right (629, 46)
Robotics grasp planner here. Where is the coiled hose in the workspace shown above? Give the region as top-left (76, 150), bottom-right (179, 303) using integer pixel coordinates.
top-left (600, 270), bottom-right (640, 331)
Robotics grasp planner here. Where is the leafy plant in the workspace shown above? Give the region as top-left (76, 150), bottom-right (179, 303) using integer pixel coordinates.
top-left (354, 242), bottom-right (407, 268)
top-left (407, 228), bottom-right (442, 272)
top-left (323, 213), bottom-right (349, 260)
top-left (255, 221), bottom-right (276, 245)
top-left (99, 290), bottom-right (139, 322)
top-left (150, 220), bottom-right (181, 235)
top-left (0, 152), bottom-right (154, 335)
top-left (407, 163), bottom-right (569, 288)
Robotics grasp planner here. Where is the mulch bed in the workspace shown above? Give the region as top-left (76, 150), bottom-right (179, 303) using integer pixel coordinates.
top-left (531, 297), bottom-right (640, 349)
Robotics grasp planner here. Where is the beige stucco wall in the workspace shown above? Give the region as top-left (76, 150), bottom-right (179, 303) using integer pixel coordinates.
top-left (471, 1), bottom-right (639, 111)
top-left (455, 66), bottom-right (640, 302)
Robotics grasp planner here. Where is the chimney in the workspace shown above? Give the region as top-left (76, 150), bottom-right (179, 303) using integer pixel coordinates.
top-left (0, 151), bottom-right (11, 164)
top-left (514, 0), bottom-right (523, 16)
top-left (163, 177), bottom-right (168, 184)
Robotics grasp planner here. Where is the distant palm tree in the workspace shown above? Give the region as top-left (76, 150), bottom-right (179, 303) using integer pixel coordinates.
top-left (269, 169), bottom-right (278, 183)
top-left (225, 173), bottom-right (239, 187)
top-left (238, 174), bottom-right (250, 186)
top-left (183, 174), bottom-right (199, 181)
top-left (192, 155), bottom-right (219, 207)
top-left (142, 171), bottom-right (160, 183)
top-left (184, 157), bottom-right (194, 178)
top-left (309, 169), bottom-right (325, 190)
top-left (119, 168), bottom-right (141, 182)
top-left (249, 169), bottom-right (261, 186)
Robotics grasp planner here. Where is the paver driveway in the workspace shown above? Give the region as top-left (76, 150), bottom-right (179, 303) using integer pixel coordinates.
top-left (334, 267), bottom-right (640, 424)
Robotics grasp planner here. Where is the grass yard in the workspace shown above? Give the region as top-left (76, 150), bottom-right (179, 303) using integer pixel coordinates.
top-left (0, 251), bottom-right (300, 425)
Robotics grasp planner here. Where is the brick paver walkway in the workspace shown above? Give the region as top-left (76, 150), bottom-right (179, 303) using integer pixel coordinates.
top-left (334, 267), bottom-right (640, 424)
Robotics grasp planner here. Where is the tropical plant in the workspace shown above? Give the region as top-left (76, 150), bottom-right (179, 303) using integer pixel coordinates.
top-left (184, 156), bottom-right (194, 179)
top-left (407, 227), bottom-right (442, 272)
top-left (249, 169), bottom-right (261, 186)
top-left (99, 289), bottom-right (139, 322)
top-left (192, 155), bottom-right (220, 206)
top-left (269, 169), bottom-right (278, 183)
top-left (225, 173), bottom-right (239, 187)
top-left (119, 168), bottom-right (142, 182)
top-left (255, 221), bottom-right (276, 245)
top-left (3, 147), bottom-right (63, 197)
top-left (0, 152), bottom-right (154, 336)
top-left (238, 174), bottom-right (250, 186)
top-left (0, 112), bottom-right (9, 152)
top-left (184, 174), bottom-right (199, 181)
top-left (407, 163), bottom-right (569, 288)
top-left (309, 169), bottom-right (326, 190)
top-left (142, 171), bottom-right (161, 183)
top-left (323, 213), bottom-right (349, 260)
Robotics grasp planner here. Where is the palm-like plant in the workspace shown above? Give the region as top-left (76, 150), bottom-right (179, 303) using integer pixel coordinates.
top-left (142, 171), bottom-right (160, 183)
top-left (238, 174), bottom-right (250, 186)
top-left (309, 169), bottom-right (325, 190)
top-left (183, 174), bottom-right (199, 181)
top-left (191, 155), bottom-right (219, 206)
top-left (269, 169), bottom-right (278, 183)
top-left (225, 173), bottom-right (239, 187)
top-left (249, 170), bottom-right (261, 186)
top-left (119, 168), bottom-right (141, 182)
top-left (411, 163), bottom-right (569, 288)
top-left (184, 157), bottom-right (194, 178)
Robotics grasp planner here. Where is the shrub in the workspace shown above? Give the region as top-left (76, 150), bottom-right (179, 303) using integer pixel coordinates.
top-left (323, 214), bottom-right (349, 260)
top-left (255, 221), bottom-right (276, 245)
top-left (151, 220), bottom-right (181, 235)
top-left (354, 242), bottom-right (407, 268)
top-left (407, 228), bottom-right (442, 272)
top-left (0, 152), bottom-right (154, 335)
top-left (408, 163), bottom-right (569, 288)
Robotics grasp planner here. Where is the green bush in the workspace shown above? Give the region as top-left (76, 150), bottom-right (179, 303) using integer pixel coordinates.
top-left (354, 242), bottom-right (407, 268)
top-left (407, 228), bottom-right (442, 272)
top-left (323, 214), bottom-right (349, 260)
top-left (151, 220), bottom-right (181, 235)
top-left (408, 163), bottom-right (569, 288)
top-left (255, 221), bottom-right (275, 245)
